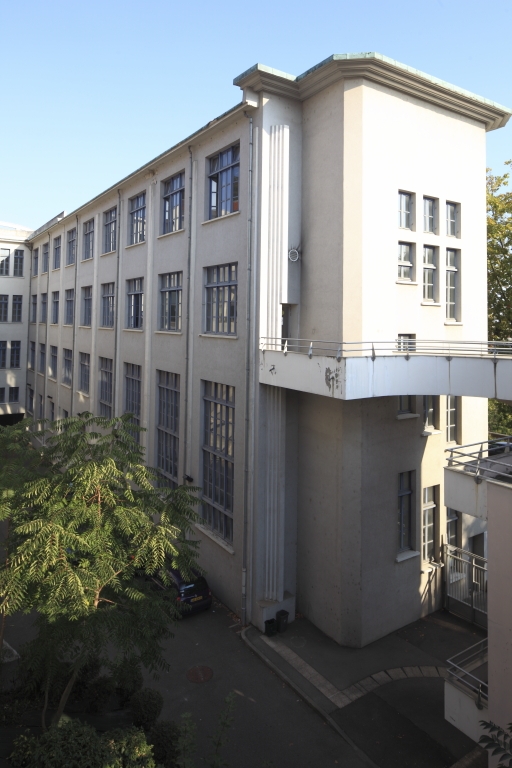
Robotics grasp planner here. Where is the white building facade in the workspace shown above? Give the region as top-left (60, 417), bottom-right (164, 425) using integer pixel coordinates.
top-left (14, 53), bottom-right (512, 647)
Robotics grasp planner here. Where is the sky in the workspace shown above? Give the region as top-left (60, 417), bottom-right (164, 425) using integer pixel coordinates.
top-left (2, 0), bottom-right (512, 229)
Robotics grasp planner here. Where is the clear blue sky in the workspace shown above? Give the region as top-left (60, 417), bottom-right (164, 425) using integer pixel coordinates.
top-left (2, 0), bottom-right (511, 229)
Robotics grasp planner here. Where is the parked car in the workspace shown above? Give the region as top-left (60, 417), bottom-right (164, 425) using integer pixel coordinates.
top-left (169, 569), bottom-right (213, 615)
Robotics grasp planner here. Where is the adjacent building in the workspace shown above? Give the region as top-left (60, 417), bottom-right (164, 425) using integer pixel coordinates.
top-left (8, 53), bottom-right (512, 651)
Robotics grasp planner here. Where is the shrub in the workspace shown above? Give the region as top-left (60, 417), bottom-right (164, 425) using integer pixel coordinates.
top-left (85, 675), bottom-right (116, 713)
top-left (102, 726), bottom-right (157, 768)
top-left (113, 656), bottom-right (144, 707)
top-left (150, 720), bottom-right (180, 767)
top-left (10, 719), bottom-right (109, 768)
top-left (73, 656), bottom-right (103, 702)
top-left (130, 688), bottom-right (164, 730)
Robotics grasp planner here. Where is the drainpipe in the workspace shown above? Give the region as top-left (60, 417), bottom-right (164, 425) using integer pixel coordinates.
top-left (43, 232), bottom-right (51, 438)
top-left (25, 243), bottom-right (33, 420)
top-left (70, 215), bottom-right (79, 415)
top-left (241, 112), bottom-right (254, 627)
top-left (183, 146), bottom-right (193, 482)
top-left (113, 190), bottom-right (122, 416)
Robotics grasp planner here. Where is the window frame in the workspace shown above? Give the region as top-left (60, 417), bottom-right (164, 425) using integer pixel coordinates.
top-left (39, 343), bottom-right (46, 374)
top-left (40, 293), bottom-right (47, 324)
top-left (208, 144), bottom-right (240, 220)
top-left (124, 362), bottom-right (142, 441)
top-left (51, 291), bottom-right (59, 324)
top-left (204, 263), bottom-right (238, 335)
top-left (103, 207), bottom-right (117, 254)
top-left (0, 249), bottom-right (10, 276)
top-left (446, 248), bottom-right (458, 320)
top-left (49, 345), bottom-right (58, 379)
top-left (156, 370), bottom-right (180, 485)
top-left (126, 278), bottom-right (144, 329)
top-left (64, 289), bottom-right (75, 325)
top-left (98, 356), bottom-right (113, 417)
top-left (0, 341), bottom-right (6, 368)
top-left (0, 295), bottom-right (8, 323)
top-left (83, 219), bottom-right (94, 261)
top-left (422, 487), bottom-right (436, 562)
top-left (101, 282), bottom-right (115, 328)
top-left (82, 286), bottom-right (92, 327)
top-left (397, 242), bottom-right (413, 282)
top-left (159, 272), bottom-right (182, 331)
top-left (398, 471), bottom-right (413, 553)
top-left (423, 197), bottom-right (436, 234)
top-left (79, 352), bottom-right (90, 394)
top-left (10, 341), bottom-right (21, 369)
top-left (446, 202), bottom-right (458, 237)
top-left (446, 395), bottom-right (459, 443)
top-left (33, 248), bottom-right (39, 275)
top-left (422, 246), bottom-right (437, 302)
top-left (53, 236), bottom-right (61, 269)
top-left (67, 229), bottom-right (77, 265)
top-left (62, 348), bottom-right (73, 386)
top-left (11, 295), bottom-right (23, 323)
top-left (129, 193), bottom-right (146, 245)
top-left (42, 242), bottom-right (49, 273)
top-left (13, 250), bottom-right (24, 277)
top-left (398, 191), bottom-right (413, 230)
top-left (163, 173), bottom-right (185, 234)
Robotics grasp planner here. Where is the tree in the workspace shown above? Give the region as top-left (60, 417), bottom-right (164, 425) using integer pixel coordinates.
top-left (479, 720), bottom-right (512, 767)
top-left (488, 161), bottom-right (512, 341)
top-left (0, 412), bottom-right (200, 727)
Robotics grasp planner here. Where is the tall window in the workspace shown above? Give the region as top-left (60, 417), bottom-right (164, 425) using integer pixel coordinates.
top-left (202, 382), bottom-right (235, 543)
top-left (10, 341), bottom-right (20, 369)
top-left (27, 386), bottom-right (34, 413)
top-left (423, 395), bottom-right (436, 430)
top-left (65, 289), bottom-right (75, 325)
top-left (0, 387), bottom-right (4, 403)
top-left (12, 295), bottom-right (22, 322)
top-left (127, 279), bottom-right (144, 329)
top-left (446, 202), bottom-right (457, 236)
top-left (49, 345), bottom-right (58, 378)
top-left (156, 370), bottom-right (180, 485)
top-left (447, 509), bottom-right (458, 547)
top-left (39, 343), bottom-right (46, 374)
top-left (31, 295), bottom-right (37, 323)
top-left (29, 341), bottom-right (35, 369)
top-left (41, 293), bottom-right (47, 323)
top-left (83, 219), bottom-right (94, 260)
top-left (398, 472), bottom-right (412, 552)
top-left (104, 208), bottom-right (117, 253)
top-left (209, 145), bottom-right (240, 219)
top-left (51, 291), bottom-right (59, 324)
top-left (0, 341), bottom-right (5, 368)
top-left (130, 193), bottom-right (146, 244)
top-left (397, 242), bottom-right (413, 281)
top-left (446, 249), bottom-right (458, 320)
top-left (101, 283), bottom-right (115, 327)
top-left (124, 363), bottom-right (142, 440)
top-left (9, 387), bottom-right (19, 403)
top-left (62, 348), bottom-right (73, 386)
top-left (163, 173), bottom-right (185, 233)
top-left (423, 246), bottom-right (436, 302)
top-left (82, 286), bottom-right (92, 326)
top-left (79, 352), bottom-right (90, 394)
top-left (38, 394), bottom-right (44, 420)
top-left (53, 236), bottom-right (61, 269)
top-left (0, 249), bottom-right (9, 276)
top-left (0, 295), bottom-right (8, 322)
top-left (67, 229), bottom-right (76, 265)
top-left (423, 197), bottom-right (435, 233)
top-left (49, 401), bottom-right (55, 422)
top-left (205, 264), bottom-right (237, 335)
top-left (99, 357), bottom-right (113, 417)
top-left (446, 396), bottom-right (458, 443)
top-left (159, 272), bottom-right (182, 331)
top-left (422, 487), bottom-right (436, 562)
top-left (398, 395), bottom-right (412, 414)
top-left (398, 192), bottom-right (412, 229)
top-left (33, 248), bottom-right (39, 275)
top-left (42, 243), bottom-right (49, 273)
top-left (13, 250), bottom-right (24, 277)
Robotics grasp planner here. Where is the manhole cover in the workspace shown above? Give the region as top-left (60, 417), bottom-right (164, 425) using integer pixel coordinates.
top-left (186, 665), bottom-right (213, 683)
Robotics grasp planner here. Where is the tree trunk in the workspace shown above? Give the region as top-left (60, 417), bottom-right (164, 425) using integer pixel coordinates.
top-left (51, 665), bottom-right (80, 727)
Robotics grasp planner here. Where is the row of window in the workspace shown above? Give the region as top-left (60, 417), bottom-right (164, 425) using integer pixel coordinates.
top-left (31, 144), bottom-right (240, 275)
top-left (0, 294), bottom-right (23, 323)
top-left (398, 475), bottom-right (459, 560)
top-left (398, 394), bottom-right (459, 442)
top-left (397, 243), bottom-right (459, 319)
top-left (0, 386), bottom-right (19, 403)
top-left (30, 263), bottom-right (237, 334)
top-left (0, 340), bottom-right (21, 369)
top-left (0, 249), bottom-right (25, 277)
top-left (398, 192), bottom-right (460, 237)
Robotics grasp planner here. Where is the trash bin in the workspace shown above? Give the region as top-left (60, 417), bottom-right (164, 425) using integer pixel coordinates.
top-left (276, 609), bottom-right (289, 633)
top-left (264, 618), bottom-right (277, 637)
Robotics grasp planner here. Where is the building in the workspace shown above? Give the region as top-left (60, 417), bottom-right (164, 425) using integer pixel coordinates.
top-left (0, 222), bottom-right (33, 424)
top-left (10, 53), bottom-right (512, 648)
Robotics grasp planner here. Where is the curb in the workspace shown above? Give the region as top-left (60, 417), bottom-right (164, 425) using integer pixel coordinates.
top-left (241, 626), bottom-right (381, 768)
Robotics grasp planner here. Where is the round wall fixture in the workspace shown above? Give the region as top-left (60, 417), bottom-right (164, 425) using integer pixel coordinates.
top-left (288, 248), bottom-right (300, 262)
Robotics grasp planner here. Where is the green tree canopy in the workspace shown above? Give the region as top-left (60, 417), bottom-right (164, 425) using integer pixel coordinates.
top-left (488, 160), bottom-right (512, 341)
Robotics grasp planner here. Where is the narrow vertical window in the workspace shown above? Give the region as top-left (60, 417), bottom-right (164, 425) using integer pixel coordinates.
top-left (422, 246), bottom-right (436, 302)
top-left (31, 295), bottom-right (37, 323)
top-left (62, 349), bottom-right (73, 386)
top-left (0, 295), bottom-right (8, 322)
top-left (126, 279), bottom-right (144, 329)
top-left (67, 229), bottom-right (76, 265)
top-left (446, 396), bottom-right (458, 443)
top-left (0, 388), bottom-right (4, 403)
top-left (446, 202), bottom-right (457, 236)
top-left (397, 242), bottom-right (413, 281)
top-left (0, 249), bottom-right (10, 276)
top-left (422, 487), bottom-right (436, 562)
top-left (99, 357), bottom-right (113, 417)
top-left (39, 343), bottom-right (46, 374)
top-left (42, 243), bottom-right (49, 273)
top-left (51, 291), bottom-right (59, 324)
top-left (33, 248), bottom-right (39, 275)
top-left (13, 250), bottom-right (24, 277)
top-left (9, 387), bottom-right (19, 403)
top-left (49, 401), bottom-right (55, 421)
top-left (446, 509), bottom-right (458, 547)
top-left (101, 283), bottom-right (115, 327)
top-left (0, 341), bottom-right (5, 368)
top-left (29, 341), bottom-right (35, 369)
top-left (205, 263), bottom-right (237, 334)
top-left (159, 272), bottom-right (182, 331)
top-left (124, 363), bottom-right (142, 441)
top-left (156, 370), bottom-right (180, 486)
top-left (27, 386), bottom-right (34, 413)
top-left (201, 382), bottom-right (235, 543)
top-left (398, 395), bottom-right (412, 414)
top-left (398, 192), bottom-right (412, 229)
top-left (49, 345), bottom-right (58, 378)
top-left (129, 193), bottom-right (146, 244)
top-left (38, 394), bottom-right (44, 420)
top-left (10, 341), bottom-right (20, 369)
top-left (446, 249), bottom-right (458, 320)
top-left (163, 173), bottom-right (185, 233)
top-left (53, 236), bottom-right (61, 269)
top-left (41, 293), bottom-right (47, 323)
top-left (209, 145), bottom-right (240, 219)
top-left (423, 395), bottom-right (436, 430)
top-left (83, 220), bottom-right (94, 260)
top-left (398, 472), bottom-right (412, 552)
top-left (104, 207), bottom-right (117, 253)
top-left (423, 197), bottom-right (435, 233)
top-left (79, 352), bottom-right (90, 394)
top-left (82, 286), bottom-right (92, 326)
top-left (65, 289), bottom-right (75, 325)
top-left (12, 295), bottom-right (22, 322)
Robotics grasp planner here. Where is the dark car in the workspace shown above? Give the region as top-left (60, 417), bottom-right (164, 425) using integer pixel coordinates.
top-left (169, 569), bottom-right (212, 615)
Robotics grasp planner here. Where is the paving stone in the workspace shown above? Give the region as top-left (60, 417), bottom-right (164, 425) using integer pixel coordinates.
top-left (403, 666), bottom-right (423, 677)
top-left (358, 675), bottom-right (380, 692)
top-left (330, 691), bottom-right (353, 708)
top-left (437, 666), bottom-right (450, 679)
top-left (420, 666), bottom-right (439, 677)
top-left (371, 670), bottom-right (392, 685)
top-left (387, 668), bottom-right (407, 681)
top-left (342, 684), bottom-right (365, 702)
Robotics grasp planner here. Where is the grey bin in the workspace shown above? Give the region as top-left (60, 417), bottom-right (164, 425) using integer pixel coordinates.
top-left (276, 610), bottom-right (289, 633)
top-left (264, 618), bottom-right (277, 637)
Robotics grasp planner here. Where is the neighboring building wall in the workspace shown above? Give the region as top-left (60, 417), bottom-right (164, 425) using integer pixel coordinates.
top-left (0, 223), bottom-right (33, 419)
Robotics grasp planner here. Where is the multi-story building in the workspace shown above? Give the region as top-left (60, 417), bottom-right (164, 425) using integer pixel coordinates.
top-left (13, 53), bottom-right (512, 648)
top-left (0, 222), bottom-right (33, 424)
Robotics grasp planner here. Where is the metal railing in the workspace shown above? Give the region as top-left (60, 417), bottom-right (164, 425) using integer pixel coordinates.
top-left (446, 435), bottom-right (512, 484)
top-left (260, 337), bottom-right (512, 359)
top-left (444, 544), bottom-right (487, 626)
top-left (446, 638), bottom-right (488, 704)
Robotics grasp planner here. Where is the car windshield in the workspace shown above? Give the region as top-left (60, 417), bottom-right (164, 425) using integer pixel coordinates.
top-left (180, 577), bottom-right (208, 594)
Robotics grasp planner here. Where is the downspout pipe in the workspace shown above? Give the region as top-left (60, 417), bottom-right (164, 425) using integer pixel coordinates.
top-left (70, 215), bottom-right (79, 416)
top-left (183, 146), bottom-right (193, 482)
top-left (113, 190), bottom-right (122, 416)
top-left (43, 232), bottom-right (51, 438)
top-left (241, 112), bottom-right (254, 626)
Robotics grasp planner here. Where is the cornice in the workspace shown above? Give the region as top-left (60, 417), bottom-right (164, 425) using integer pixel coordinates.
top-left (234, 54), bottom-right (511, 131)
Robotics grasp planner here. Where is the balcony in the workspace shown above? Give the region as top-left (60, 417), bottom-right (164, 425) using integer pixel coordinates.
top-left (445, 639), bottom-right (488, 742)
top-left (259, 338), bottom-right (512, 401)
